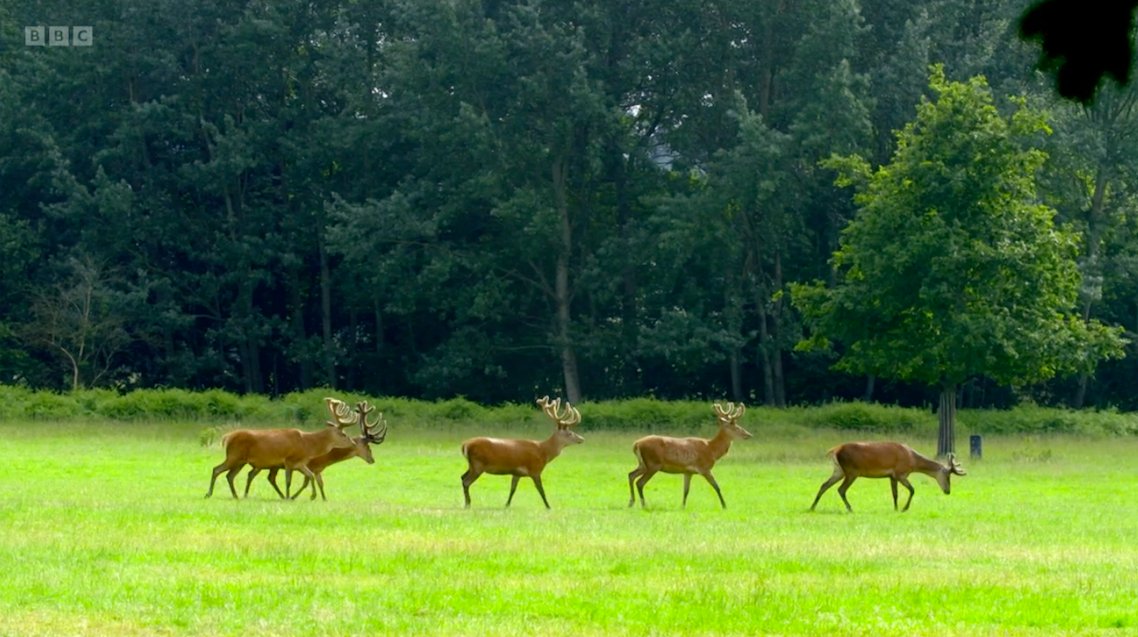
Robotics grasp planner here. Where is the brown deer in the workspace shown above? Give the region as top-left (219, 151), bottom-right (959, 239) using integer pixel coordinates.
top-left (244, 399), bottom-right (388, 500)
top-left (205, 397), bottom-right (357, 499)
top-left (628, 402), bottom-right (752, 509)
top-left (809, 441), bottom-right (967, 512)
top-left (460, 396), bottom-right (583, 509)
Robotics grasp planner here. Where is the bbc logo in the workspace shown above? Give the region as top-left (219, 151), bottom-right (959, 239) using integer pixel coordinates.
top-left (25, 26), bottom-right (93, 47)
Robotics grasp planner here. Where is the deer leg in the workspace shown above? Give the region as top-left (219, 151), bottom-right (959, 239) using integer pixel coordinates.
top-left (243, 468), bottom-right (261, 498)
top-left (836, 476), bottom-right (857, 512)
top-left (461, 469), bottom-right (481, 508)
top-left (288, 475), bottom-right (310, 500)
top-left (701, 470), bottom-right (726, 509)
top-left (224, 464), bottom-right (244, 500)
top-left (292, 466), bottom-right (318, 500)
top-left (266, 468), bottom-right (285, 499)
top-left (531, 475), bottom-right (551, 509)
top-left (505, 475), bottom-right (522, 507)
top-left (890, 477), bottom-right (899, 510)
top-left (682, 473), bottom-right (693, 507)
top-left (898, 476), bottom-right (916, 511)
top-left (206, 462), bottom-right (230, 498)
top-left (810, 471), bottom-right (844, 511)
top-left (284, 467), bottom-right (298, 498)
top-left (313, 472), bottom-right (326, 501)
top-left (635, 469), bottom-right (658, 508)
top-left (627, 467), bottom-right (643, 507)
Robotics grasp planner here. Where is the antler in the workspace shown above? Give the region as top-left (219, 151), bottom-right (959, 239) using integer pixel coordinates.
top-left (356, 400), bottom-right (388, 444)
top-left (712, 402), bottom-right (746, 420)
top-left (324, 397), bottom-right (357, 429)
top-left (947, 453), bottom-right (966, 475)
top-left (536, 395), bottom-right (581, 429)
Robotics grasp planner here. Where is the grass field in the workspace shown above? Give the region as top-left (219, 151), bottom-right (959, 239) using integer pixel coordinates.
top-left (1, 418), bottom-right (1136, 636)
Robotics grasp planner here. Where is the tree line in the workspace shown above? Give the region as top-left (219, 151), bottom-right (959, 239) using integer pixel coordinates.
top-left (2, 0), bottom-right (1137, 410)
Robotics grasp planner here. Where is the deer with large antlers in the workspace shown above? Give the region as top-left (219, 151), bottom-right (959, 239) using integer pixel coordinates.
top-left (460, 396), bottom-right (583, 509)
top-left (243, 399), bottom-right (388, 500)
top-left (205, 397), bottom-right (357, 499)
top-left (809, 441), bottom-right (967, 512)
top-left (627, 402), bottom-right (752, 509)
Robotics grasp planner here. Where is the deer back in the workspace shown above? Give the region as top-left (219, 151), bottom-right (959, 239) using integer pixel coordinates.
top-left (225, 425), bottom-right (354, 469)
top-left (833, 442), bottom-right (925, 478)
top-left (634, 435), bottom-right (712, 471)
top-left (463, 437), bottom-right (547, 474)
top-left (223, 428), bottom-right (301, 466)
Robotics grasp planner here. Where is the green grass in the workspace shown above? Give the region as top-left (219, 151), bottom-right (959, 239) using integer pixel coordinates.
top-left (1, 419), bottom-right (1136, 636)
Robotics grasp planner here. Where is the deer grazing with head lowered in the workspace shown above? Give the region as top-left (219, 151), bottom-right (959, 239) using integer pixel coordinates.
top-left (628, 402), bottom-right (752, 509)
top-left (205, 397), bottom-right (358, 500)
top-left (243, 399), bottom-right (388, 500)
top-left (460, 396), bottom-right (583, 509)
top-left (809, 441), bottom-right (967, 512)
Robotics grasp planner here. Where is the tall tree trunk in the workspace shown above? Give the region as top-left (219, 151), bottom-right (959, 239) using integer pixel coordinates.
top-left (757, 301), bottom-right (775, 406)
top-left (863, 374), bottom-right (876, 402)
top-left (288, 273), bottom-right (311, 390)
top-left (319, 239), bottom-right (335, 388)
top-left (771, 253), bottom-right (786, 407)
top-left (937, 383), bottom-right (957, 457)
top-left (552, 157), bottom-right (581, 403)
top-left (1074, 170), bottom-right (1110, 408)
top-left (612, 143), bottom-right (640, 394)
top-left (755, 284), bottom-right (786, 407)
top-left (729, 349), bottom-right (743, 401)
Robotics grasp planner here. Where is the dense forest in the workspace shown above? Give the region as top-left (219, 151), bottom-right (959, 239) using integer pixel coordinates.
top-left (3, 0), bottom-right (1138, 409)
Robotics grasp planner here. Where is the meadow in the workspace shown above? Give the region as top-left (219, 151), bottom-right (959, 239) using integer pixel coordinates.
top-left (1, 414), bottom-right (1137, 636)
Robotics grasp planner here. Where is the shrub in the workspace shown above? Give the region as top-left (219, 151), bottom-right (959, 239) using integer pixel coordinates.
top-left (434, 397), bottom-right (486, 421)
top-left (1, 386), bottom-right (1136, 437)
top-left (22, 391), bottom-right (83, 419)
top-left (961, 406), bottom-right (1138, 436)
top-left (806, 401), bottom-right (936, 434)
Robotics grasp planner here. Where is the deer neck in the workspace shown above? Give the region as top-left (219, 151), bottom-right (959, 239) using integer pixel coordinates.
top-left (307, 427), bottom-right (344, 454)
top-left (539, 431), bottom-right (569, 461)
top-left (707, 427), bottom-right (734, 461)
top-left (911, 451), bottom-right (946, 478)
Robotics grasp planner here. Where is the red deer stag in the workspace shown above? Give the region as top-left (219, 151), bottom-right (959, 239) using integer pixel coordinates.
top-left (809, 442), bottom-right (967, 512)
top-left (628, 402), bottom-right (751, 509)
top-left (289, 400), bottom-right (388, 500)
top-left (460, 396), bottom-right (583, 509)
top-left (243, 399), bottom-right (388, 500)
top-left (205, 397), bottom-right (357, 499)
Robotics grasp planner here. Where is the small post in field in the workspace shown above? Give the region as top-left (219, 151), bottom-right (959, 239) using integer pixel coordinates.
top-left (969, 434), bottom-right (982, 460)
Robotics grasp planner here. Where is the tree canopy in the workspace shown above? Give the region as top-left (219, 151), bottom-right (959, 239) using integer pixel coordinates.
top-left (794, 67), bottom-right (1126, 451)
top-left (2, 0), bottom-right (1136, 412)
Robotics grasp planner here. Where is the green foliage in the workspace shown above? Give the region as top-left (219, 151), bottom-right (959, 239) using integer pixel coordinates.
top-left (798, 66), bottom-right (1126, 390)
top-left (963, 405), bottom-right (1138, 436)
top-left (0, 0), bottom-right (1134, 410)
top-left (805, 402), bottom-right (936, 433)
top-left (94, 389), bottom-right (271, 421)
top-left (2, 387), bottom-right (1136, 437)
top-left (584, 398), bottom-right (712, 432)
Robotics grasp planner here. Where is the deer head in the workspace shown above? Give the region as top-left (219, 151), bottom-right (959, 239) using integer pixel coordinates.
top-left (353, 400), bottom-right (388, 464)
top-left (536, 395), bottom-right (584, 446)
top-left (934, 453), bottom-right (967, 494)
top-left (712, 402), bottom-right (752, 440)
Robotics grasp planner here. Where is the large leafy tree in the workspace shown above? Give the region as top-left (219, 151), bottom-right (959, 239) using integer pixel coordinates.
top-left (793, 67), bottom-right (1126, 454)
